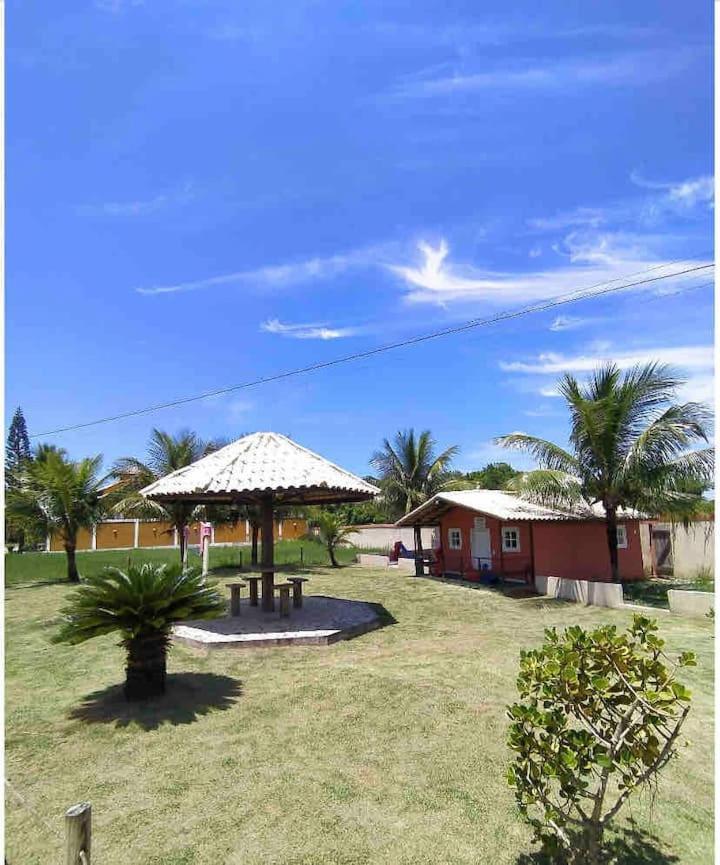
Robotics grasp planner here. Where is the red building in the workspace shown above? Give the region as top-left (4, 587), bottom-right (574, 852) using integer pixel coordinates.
top-left (396, 490), bottom-right (651, 584)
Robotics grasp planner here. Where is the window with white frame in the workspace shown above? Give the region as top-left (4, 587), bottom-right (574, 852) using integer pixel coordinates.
top-left (616, 525), bottom-right (628, 549)
top-left (448, 528), bottom-right (462, 550)
top-left (502, 526), bottom-right (521, 552)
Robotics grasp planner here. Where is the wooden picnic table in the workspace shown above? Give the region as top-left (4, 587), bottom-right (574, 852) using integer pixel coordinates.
top-left (236, 567), bottom-right (285, 611)
top-left (242, 569), bottom-right (309, 613)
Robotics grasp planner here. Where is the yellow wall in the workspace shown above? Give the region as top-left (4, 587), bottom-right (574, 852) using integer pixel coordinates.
top-left (49, 518), bottom-right (306, 551)
top-left (50, 527), bottom-right (93, 552)
top-left (213, 522), bottom-right (247, 543)
top-left (96, 522), bottom-right (135, 549)
top-left (281, 518), bottom-right (307, 540)
top-left (138, 521), bottom-right (174, 547)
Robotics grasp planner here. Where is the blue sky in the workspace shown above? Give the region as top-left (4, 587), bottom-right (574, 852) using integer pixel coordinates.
top-left (6, 0), bottom-right (714, 478)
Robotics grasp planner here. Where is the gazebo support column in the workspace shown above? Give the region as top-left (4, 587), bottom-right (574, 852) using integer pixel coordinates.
top-left (260, 495), bottom-right (275, 612)
top-left (413, 524), bottom-right (424, 577)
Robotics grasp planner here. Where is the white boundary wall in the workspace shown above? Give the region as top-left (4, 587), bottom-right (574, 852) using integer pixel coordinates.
top-left (535, 575), bottom-right (625, 608)
top-left (345, 525), bottom-right (436, 551)
top-left (357, 554), bottom-right (416, 572)
top-left (667, 590), bottom-right (714, 618)
top-left (654, 521), bottom-right (714, 578)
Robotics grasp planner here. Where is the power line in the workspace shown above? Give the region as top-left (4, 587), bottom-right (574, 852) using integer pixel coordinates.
top-left (31, 262), bottom-right (714, 438)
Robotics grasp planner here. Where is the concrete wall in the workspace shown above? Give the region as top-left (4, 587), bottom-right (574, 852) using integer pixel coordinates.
top-left (535, 575), bottom-right (625, 608)
top-left (356, 553), bottom-right (416, 572)
top-left (667, 589), bottom-right (714, 618)
top-left (654, 521), bottom-right (714, 578)
top-left (344, 524), bottom-right (435, 551)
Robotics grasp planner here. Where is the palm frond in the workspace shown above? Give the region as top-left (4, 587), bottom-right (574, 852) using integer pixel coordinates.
top-left (623, 404), bottom-right (713, 478)
top-left (54, 562), bottom-right (226, 645)
top-left (495, 434), bottom-right (579, 473)
top-left (506, 470), bottom-right (588, 512)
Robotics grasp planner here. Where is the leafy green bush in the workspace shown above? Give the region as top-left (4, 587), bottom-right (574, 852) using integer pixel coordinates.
top-left (507, 615), bottom-right (695, 864)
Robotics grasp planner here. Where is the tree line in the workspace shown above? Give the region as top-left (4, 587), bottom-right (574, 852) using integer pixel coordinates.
top-left (6, 361), bottom-right (714, 583)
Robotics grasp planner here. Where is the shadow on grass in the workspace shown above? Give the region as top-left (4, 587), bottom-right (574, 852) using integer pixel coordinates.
top-left (210, 562), bottom-right (309, 576)
top-left (417, 574), bottom-right (542, 601)
top-left (68, 672), bottom-right (242, 731)
top-left (364, 601), bottom-right (399, 627)
top-left (515, 823), bottom-right (679, 864)
top-left (6, 577), bottom-right (71, 591)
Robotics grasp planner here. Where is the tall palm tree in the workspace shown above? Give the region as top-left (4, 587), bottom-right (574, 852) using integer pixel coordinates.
top-left (54, 562), bottom-right (226, 700)
top-left (111, 429), bottom-right (223, 564)
top-left (7, 449), bottom-right (107, 581)
top-left (497, 363), bottom-right (713, 583)
top-left (371, 429), bottom-right (459, 567)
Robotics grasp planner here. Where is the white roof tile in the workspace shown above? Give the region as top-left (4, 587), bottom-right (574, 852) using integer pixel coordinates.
top-left (141, 432), bottom-right (379, 504)
top-left (396, 489), bottom-right (642, 525)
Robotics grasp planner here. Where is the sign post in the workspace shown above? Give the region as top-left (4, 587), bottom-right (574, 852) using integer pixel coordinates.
top-left (200, 522), bottom-right (212, 576)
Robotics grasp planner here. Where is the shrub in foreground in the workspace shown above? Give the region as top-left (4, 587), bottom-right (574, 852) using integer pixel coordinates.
top-left (507, 615), bottom-right (694, 864)
top-left (54, 562), bottom-right (226, 700)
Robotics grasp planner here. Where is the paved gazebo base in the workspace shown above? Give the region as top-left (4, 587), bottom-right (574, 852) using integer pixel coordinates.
top-left (172, 596), bottom-right (383, 649)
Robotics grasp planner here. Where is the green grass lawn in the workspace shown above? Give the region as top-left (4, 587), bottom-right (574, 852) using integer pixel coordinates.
top-left (5, 555), bottom-right (714, 864)
top-left (4, 539), bottom-right (355, 588)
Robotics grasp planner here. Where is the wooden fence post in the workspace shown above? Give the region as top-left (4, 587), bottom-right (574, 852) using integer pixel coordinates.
top-left (65, 802), bottom-right (91, 864)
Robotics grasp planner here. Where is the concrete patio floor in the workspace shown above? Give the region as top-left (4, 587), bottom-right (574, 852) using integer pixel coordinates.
top-left (173, 594), bottom-right (385, 649)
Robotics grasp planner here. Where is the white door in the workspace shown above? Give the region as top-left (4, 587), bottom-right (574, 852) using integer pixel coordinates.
top-left (471, 519), bottom-right (491, 569)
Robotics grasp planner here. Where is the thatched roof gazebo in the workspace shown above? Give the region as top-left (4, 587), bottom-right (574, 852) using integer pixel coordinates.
top-left (141, 432), bottom-right (379, 611)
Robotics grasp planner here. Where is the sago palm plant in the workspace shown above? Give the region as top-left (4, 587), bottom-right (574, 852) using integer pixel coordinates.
top-left (54, 562), bottom-right (226, 700)
top-left (497, 362), bottom-right (713, 582)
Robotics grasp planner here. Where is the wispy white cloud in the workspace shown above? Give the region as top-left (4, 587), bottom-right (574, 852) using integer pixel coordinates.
top-left (260, 319), bottom-right (358, 340)
top-left (500, 345), bottom-right (714, 375)
top-left (529, 173), bottom-right (713, 234)
top-left (630, 171), bottom-right (714, 208)
top-left (136, 245), bottom-right (381, 296)
top-left (549, 314), bottom-right (597, 332)
top-left (678, 374), bottom-right (715, 405)
top-left (82, 181), bottom-right (195, 217)
top-left (505, 346), bottom-right (714, 410)
top-left (539, 386), bottom-right (561, 398)
top-left (95, 0), bottom-right (144, 13)
top-left (387, 236), bottom-right (710, 307)
top-left (371, 20), bottom-right (660, 49)
top-left (389, 50), bottom-right (694, 99)
top-left (527, 207), bottom-right (608, 232)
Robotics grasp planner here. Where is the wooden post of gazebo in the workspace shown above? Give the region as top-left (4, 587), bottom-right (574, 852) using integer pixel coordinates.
top-left (261, 495), bottom-right (275, 611)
